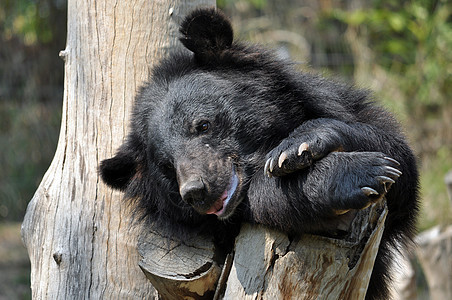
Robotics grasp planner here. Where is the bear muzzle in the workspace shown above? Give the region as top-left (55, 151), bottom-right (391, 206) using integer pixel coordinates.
top-left (177, 160), bottom-right (240, 217)
top-left (179, 178), bottom-right (207, 208)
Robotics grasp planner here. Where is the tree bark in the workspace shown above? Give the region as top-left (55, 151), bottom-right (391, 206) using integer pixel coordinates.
top-left (21, 0), bottom-right (214, 298)
top-left (223, 204), bottom-right (387, 299)
top-left (138, 223), bottom-right (223, 300)
top-left (138, 202), bottom-right (388, 299)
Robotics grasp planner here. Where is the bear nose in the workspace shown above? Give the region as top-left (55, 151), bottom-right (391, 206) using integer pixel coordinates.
top-left (180, 178), bottom-right (206, 205)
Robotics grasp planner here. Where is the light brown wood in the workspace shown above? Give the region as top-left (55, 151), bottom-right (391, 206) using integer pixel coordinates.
top-left (137, 202), bottom-right (387, 299)
top-left (223, 202), bottom-right (387, 299)
top-left (138, 224), bottom-right (222, 300)
top-left (21, 0), bottom-right (214, 298)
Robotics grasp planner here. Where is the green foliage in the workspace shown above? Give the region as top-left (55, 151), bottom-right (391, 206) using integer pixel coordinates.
top-left (0, 0), bottom-right (63, 45)
top-left (332, 0), bottom-right (452, 110)
top-left (218, 0), bottom-right (267, 10)
top-left (419, 146), bottom-right (452, 230)
top-left (0, 223), bottom-right (31, 299)
top-left (0, 101), bottom-right (61, 221)
top-left (0, 1), bottom-right (65, 221)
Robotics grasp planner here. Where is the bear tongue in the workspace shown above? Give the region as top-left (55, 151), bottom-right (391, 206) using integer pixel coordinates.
top-left (206, 191), bottom-right (228, 215)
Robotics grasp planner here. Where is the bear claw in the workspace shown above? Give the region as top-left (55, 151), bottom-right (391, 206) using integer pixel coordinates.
top-left (264, 158), bottom-right (276, 177)
top-left (264, 142), bottom-right (311, 177)
top-left (376, 176), bottom-right (395, 185)
top-left (361, 187), bottom-right (379, 197)
top-left (269, 158), bottom-right (276, 173)
top-left (384, 156), bottom-right (400, 166)
top-left (278, 151), bottom-right (288, 168)
top-left (335, 209), bottom-right (350, 215)
top-left (385, 166), bottom-right (402, 177)
top-left (264, 158), bottom-right (271, 176)
top-left (376, 175), bottom-right (395, 193)
top-left (297, 142), bottom-right (309, 156)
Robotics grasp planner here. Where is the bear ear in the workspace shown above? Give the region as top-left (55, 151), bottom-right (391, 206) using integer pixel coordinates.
top-left (179, 7), bottom-right (233, 62)
top-left (99, 150), bottom-right (137, 191)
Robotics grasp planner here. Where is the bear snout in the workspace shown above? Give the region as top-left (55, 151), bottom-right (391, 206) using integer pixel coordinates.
top-left (175, 155), bottom-right (238, 215)
top-left (179, 178), bottom-right (206, 207)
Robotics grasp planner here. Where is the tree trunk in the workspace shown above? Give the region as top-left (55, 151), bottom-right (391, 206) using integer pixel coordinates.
top-left (21, 0), bottom-right (214, 298)
top-left (138, 224), bottom-right (223, 299)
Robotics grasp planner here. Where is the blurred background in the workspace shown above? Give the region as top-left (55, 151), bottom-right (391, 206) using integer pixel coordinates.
top-left (0, 0), bottom-right (450, 298)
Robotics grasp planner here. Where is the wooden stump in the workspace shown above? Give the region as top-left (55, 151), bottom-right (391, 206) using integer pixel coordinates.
top-left (138, 226), bottom-right (222, 300)
top-left (138, 202), bottom-right (388, 299)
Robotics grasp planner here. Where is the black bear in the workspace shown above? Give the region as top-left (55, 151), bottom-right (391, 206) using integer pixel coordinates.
top-left (100, 8), bottom-right (419, 300)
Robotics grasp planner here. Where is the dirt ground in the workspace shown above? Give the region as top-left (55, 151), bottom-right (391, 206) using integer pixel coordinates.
top-left (0, 222), bottom-right (31, 300)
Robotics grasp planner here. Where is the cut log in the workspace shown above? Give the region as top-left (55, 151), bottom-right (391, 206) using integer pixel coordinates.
top-left (223, 202), bottom-right (387, 299)
top-left (138, 201), bottom-right (388, 299)
top-left (138, 226), bottom-right (222, 300)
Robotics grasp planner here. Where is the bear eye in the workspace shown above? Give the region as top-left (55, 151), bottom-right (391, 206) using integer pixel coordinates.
top-left (196, 120), bottom-right (211, 133)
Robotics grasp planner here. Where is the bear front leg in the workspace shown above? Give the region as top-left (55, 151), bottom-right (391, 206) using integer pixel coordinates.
top-left (247, 151), bottom-right (401, 234)
top-left (302, 151), bottom-right (401, 214)
top-left (264, 118), bottom-right (362, 177)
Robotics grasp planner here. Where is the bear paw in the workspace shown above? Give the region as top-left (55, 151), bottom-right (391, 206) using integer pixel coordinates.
top-left (264, 141), bottom-right (314, 177)
top-left (320, 153), bottom-right (402, 213)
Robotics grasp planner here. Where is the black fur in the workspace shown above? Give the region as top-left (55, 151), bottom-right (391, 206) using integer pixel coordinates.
top-left (100, 8), bottom-right (419, 300)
